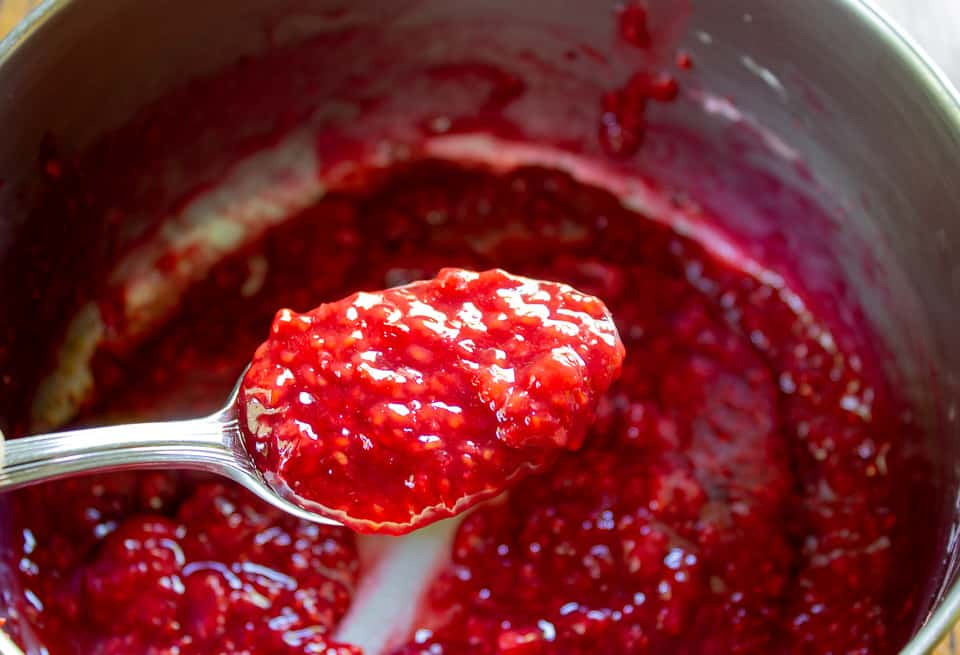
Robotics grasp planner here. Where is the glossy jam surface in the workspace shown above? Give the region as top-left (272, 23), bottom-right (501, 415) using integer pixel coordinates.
top-left (7, 162), bottom-right (933, 654)
top-left (239, 268), bottom-right (624, 533)
top-left (11, 476), bottom-right (360, 655)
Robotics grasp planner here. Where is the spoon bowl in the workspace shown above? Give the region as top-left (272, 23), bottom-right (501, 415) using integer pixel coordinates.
top-left (0, 369), bottom-right (344, 527)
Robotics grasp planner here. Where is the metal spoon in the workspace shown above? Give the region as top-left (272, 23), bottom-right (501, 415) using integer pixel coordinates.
top-left (0, 369), bottom-right (343, 527)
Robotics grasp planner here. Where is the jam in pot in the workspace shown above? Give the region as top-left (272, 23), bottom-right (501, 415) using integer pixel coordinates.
top-left (4, 160), bottom-right (934, 655)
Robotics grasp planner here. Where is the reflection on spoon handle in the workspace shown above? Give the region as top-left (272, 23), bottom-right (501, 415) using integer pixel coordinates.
top-left (0, 413), bottom-right (235, 491)
top-left (0, 410), bottom-right (345, 528)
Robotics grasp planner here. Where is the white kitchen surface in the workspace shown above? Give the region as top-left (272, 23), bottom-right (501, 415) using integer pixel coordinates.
top-left (873, 0), bottom-right (960, 86)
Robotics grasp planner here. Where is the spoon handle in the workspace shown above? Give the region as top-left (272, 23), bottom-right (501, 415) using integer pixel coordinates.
top-left (0, 414), bottom-right (239, 491)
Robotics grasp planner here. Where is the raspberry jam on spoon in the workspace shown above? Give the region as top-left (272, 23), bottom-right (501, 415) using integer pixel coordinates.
top-left (0, 268), bottom-right (624, 534)
top-left (239, 268), bottom-right (625, 533)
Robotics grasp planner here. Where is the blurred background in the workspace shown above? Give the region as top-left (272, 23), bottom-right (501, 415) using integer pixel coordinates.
top-left (1, 0), bottom-right (958, 85)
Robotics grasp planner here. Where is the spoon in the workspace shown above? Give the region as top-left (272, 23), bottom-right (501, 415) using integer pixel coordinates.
top-left (0, 368), bottom-right (343, 526)
top-left (0, 268), bottom-right (625, 532)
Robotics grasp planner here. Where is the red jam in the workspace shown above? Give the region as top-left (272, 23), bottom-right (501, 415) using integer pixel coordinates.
top-left (6, 162), bottom-right (934, 655)
top-left (599, 1), bottom-right (687, 157)
top-left (617, 2), bottom-right (652, 48)
top-left (598, 72), bottom-right (679, 157)
top-left (238, 268), bottom-right (624, 533)
top-left (10, 475), bottom-right (360, 655)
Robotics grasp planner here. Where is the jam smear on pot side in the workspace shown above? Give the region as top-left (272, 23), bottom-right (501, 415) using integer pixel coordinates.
top-left (239, 268), bottom-right (625, 534)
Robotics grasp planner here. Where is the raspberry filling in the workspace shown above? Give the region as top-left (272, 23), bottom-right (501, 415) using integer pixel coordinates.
top-left (9, 475), bottom-right (361, 655)
top-left (5, 161), bottom-right (936, 655)
top-left (238, 268), bottom-right (625, 534)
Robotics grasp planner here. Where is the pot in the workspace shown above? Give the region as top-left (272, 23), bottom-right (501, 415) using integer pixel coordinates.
top-left (0, 0), bottom-right (958, 653)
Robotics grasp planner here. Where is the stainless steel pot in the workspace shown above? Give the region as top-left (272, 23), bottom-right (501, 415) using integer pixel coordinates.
top-left (0, 1), bottom-right (958, 653)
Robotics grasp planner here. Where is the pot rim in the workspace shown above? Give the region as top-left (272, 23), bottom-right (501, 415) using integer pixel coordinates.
top-left (1, 1), bottom-right (960, 654)
top-left (822, 3), bottom-right (960, 652)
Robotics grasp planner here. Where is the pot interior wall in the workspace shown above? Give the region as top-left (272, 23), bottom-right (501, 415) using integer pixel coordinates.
top-left (0, 0), bottom-right (958, 649)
